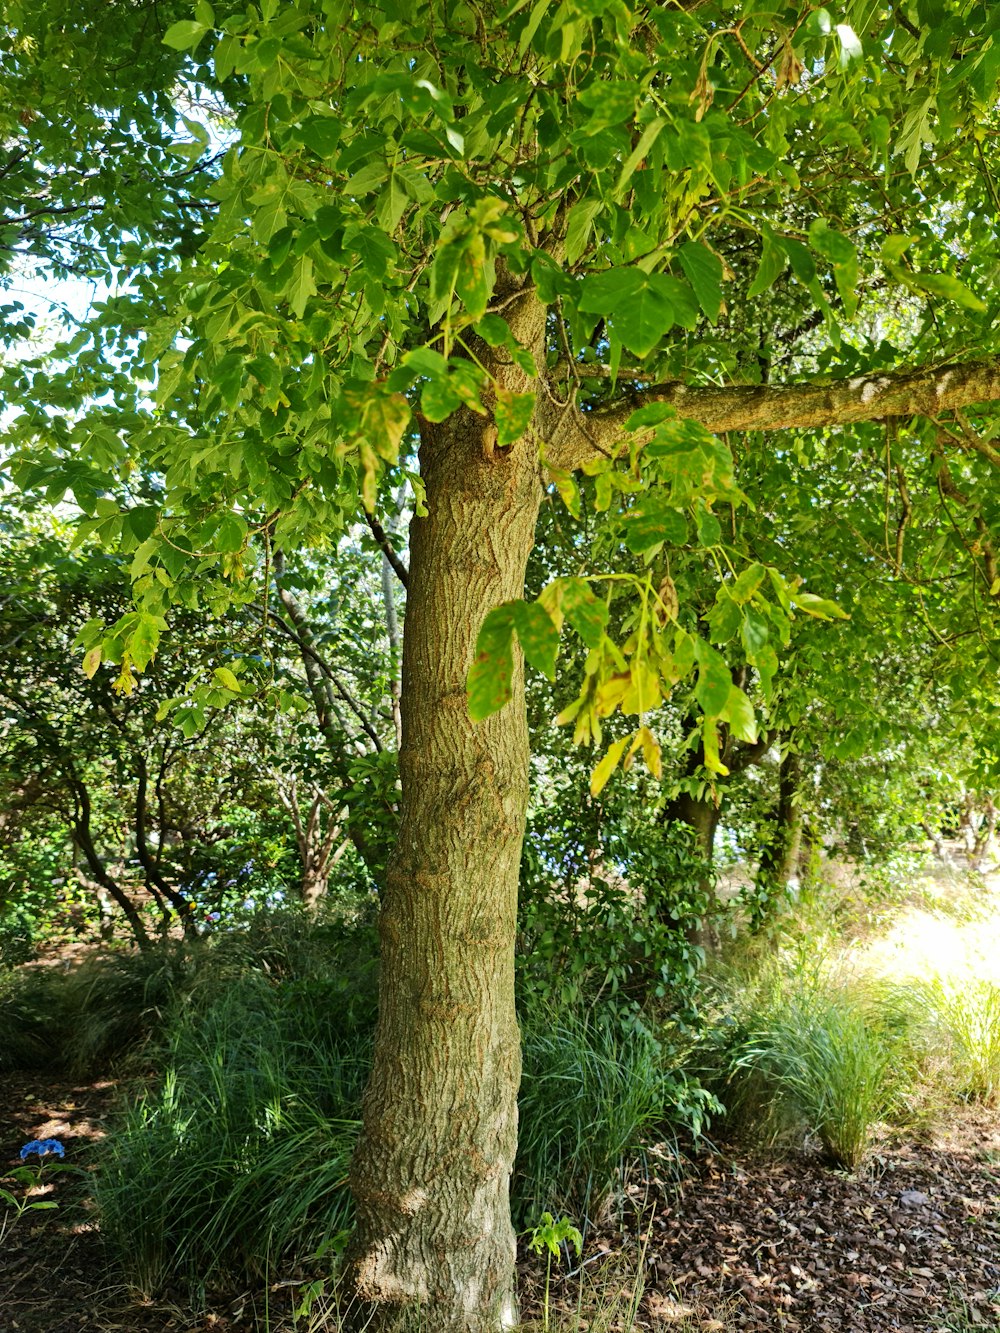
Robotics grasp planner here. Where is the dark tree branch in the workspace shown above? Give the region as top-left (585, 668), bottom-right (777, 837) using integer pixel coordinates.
top-left (266, 600), bottom-right (383, 752)
top-left (364, 509), bottom-right (410, 588)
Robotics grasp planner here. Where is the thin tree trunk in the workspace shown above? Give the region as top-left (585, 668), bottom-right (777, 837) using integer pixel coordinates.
top-left (135, 755), bottom-right (194, 933)
top-left (382, 551), bottom-right (403, 751)
top-left (752, 750), bottom-right (804, 931)
top-left (974, 796), bottom-right (997, 863)
top-left (757, 751), bottom-right (804, 887)
top-left (71, 778), bottom-right (151, 950)
top-left (348, 406), bottom-right (542, 1331)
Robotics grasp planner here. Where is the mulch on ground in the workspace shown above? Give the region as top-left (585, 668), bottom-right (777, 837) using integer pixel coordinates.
top-left (526, 1115), bottom-right (1000, 1331)
top-left (3, 1072), bottom-right (1000, 1331)
top-left (656, 1121), bottom-right (1000, 1329)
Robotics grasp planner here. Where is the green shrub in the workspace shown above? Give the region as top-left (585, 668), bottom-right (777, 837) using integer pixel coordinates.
top-left (0, 966), bottom-right (60, 1070)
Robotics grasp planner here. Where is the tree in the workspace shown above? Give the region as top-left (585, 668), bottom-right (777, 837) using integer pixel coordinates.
top-left (5, 2), bottom-right (1000, 1328)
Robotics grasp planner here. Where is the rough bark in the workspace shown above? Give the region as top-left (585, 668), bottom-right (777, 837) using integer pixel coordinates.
top-left (347, 406), bottom-right (542, 1331)
top-left (543, 356), bottom-right (1000, 471)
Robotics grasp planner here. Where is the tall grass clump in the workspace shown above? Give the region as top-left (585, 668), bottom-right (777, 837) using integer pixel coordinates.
top-left (95, 918), bottom-right (377, 1297)
top-left (515, 1012), bottom-right (674, 1225)
top-left (0, 965), bottom-right (60, 1070)
top-left (900, 975), bottom-right (1000, 1105)
top-left (701, 961), bottom-right (908, 1170)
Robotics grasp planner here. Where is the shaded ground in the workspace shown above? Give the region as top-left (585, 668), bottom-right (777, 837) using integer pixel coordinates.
top-left (645, 1112), bottom-right (1000, 1330)
top-left (3, 1073), bottom-right (1000, 1331)
top-left (521, 1114), bottom-right (1000, 1332)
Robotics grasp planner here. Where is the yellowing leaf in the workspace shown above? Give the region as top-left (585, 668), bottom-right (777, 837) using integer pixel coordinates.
top-left (359, 440), bottom-right (378, 513)
top-left (82, 646), bottom-right (102, 679)
top-left (639, 725), bottom-right (662, 779)
top-left (620, 660), bottom-right (662, 716)
top-left (590, 734), bottom-right (632, 797)
top-left (702, 718), bottom-right (729, 775)
top-left (595, 672), bottom-right (630, 717)
top-left (213, 666), bottom-right (241, 693)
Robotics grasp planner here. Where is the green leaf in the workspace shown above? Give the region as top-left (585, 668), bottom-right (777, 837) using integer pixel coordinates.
top-left (694, 642), bottom-right (732, 716)
top-left (162, 19), bottom-right (209, 50)
top-left (792, 590), bottom-right (850, 619)
top-left (625, 402), bottom-right (676, 430)
top-left (565, 199), bottom-right (603, 264)
top-left (741, 606), bottom-right (770, 657)
top-left (677, 242), bottom-right (723, 322)
top-left (723, 684), bottom-right (758, 743)
top-left (896, 95), bottom-right (936, 176)
top-left (561, 578), bottom-right (608, 648)
top-left (895, 268), bottom-right (987, 313)
top-left (454, 231), bottom-right (489, 321)
top-left (421, 375), bottom-right (462, 422)
top-left (707, 590), bottom-right (741, 643)
top-left (578, 268), bottom-right (644, 315)
top-left (299, 115), bottom-right (343, 158)
top-left (511, 600), bottom-right (559, 680)
top-left (695, 504), bottom-right (722, 547)
top-left (622, 493), bottom-right (688, 555)
top-left (216, 514), bottom-right (248, 553)
top-left (467, 605), bottom-right (516, 721)
top-left (288, 254), bottom-right (317, 319)
top-left (747, 229), bottom-right (787, 299)
top-left (129, 613), bottom-right (162, 672)
top-left (616, 117), bottom-right (667, 195)
top-left (213, 666), bottom-right (241, 692)
top-left (808, 220), bottom-right (855, 267)
top-left (578, 269), bottom-right (682, 359)
top-left (468, 598), bottom-right (560, 719)
top-left (836, 23), bottom-right (863, 67)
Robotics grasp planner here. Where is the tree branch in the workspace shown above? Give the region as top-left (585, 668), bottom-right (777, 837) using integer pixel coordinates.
top-left (542, 357), bottom-right (1000, 471)
top-left (364, 509), bottom-right (409, 588)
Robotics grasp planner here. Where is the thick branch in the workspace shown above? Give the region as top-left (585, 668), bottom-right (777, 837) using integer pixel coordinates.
top-left (544, 357), bottom-right (1000, 471)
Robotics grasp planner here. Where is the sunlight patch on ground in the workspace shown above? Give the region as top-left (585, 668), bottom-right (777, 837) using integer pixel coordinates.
top-left (851, 871), bottom-right (1000, 985)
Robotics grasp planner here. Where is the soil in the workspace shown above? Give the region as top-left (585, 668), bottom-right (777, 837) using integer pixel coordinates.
top-left (3, 1073), bottom-right (999, 1332)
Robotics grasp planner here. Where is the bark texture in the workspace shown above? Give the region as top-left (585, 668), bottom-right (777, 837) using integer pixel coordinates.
top-left (348, 404), bottom-right (542, 1331)
top-left (543, 356), bottom-right (1000, 471)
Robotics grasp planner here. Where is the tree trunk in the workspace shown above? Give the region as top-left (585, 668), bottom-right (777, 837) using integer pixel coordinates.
top-left (348, 406), bottom-right (541, 1332)
top-left (662, 738), bottom-right (721, 954)
top-left (70, 777), bottom-right (151, 950)
top-left (757, 751), bottom-right (804, 888)
top-left (135, 754), bottom-right (194, 934)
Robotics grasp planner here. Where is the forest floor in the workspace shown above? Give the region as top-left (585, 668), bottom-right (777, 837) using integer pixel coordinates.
top-left (2, 1069), bottom-right (999, 1332)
